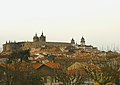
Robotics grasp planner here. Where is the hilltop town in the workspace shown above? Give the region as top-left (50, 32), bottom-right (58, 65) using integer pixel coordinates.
top-left (0, 32), bottom-right (120, 85)
top-left (2, 32), bottom-right (97, 52)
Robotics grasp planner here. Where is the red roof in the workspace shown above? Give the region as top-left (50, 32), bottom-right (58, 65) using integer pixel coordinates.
top-left (33, 63), bottom-right (43, 70)
top-left (32, 62), bottom-right (63, 70)
top-left (45, 62), bottom-right (63, 69)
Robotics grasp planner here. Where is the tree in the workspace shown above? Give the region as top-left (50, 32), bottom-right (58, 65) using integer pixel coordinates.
top-left (102, 60), bottom-right (120, 85)
top-left (55, 69), bottom-right (84, 85)
top-left (7, 50), bottom-right (30, 63)
top-left (83, 65), bottom-right (114, 85)
top-left (0, 62), bottom-right (44, 85)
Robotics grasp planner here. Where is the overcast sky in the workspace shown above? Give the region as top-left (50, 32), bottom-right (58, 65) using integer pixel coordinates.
top-left (0, 0), bottom-right (120, 51)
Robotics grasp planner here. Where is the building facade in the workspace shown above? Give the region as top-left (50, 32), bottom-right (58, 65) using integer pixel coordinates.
top-left (3, 32), bottom-right (97, 52)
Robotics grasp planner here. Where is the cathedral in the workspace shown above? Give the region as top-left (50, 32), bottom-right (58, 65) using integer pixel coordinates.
top-left (3, 32), bottom-right (97, 52)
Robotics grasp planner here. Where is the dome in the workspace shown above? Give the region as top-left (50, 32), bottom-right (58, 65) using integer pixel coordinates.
top-left (71, 38), bottom-right (75, 44)
top-left (33, 33), bottom-right (39, 42)
top-left (81, 36), bottom-right (85, 46)
top-left (39, 32), bottom-right (46, 42)
top-left (81, 37), bottom-right (85, 42)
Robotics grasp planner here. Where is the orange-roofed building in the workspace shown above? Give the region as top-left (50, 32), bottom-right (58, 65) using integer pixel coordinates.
top-left (32, 62), bottom-right (63, 71)
top-left (45, 62), bottom-right (63, 69)
top-left (32, 63), bottom-right (43, 70)
top-left (32, 62), bottom-right (63, 85)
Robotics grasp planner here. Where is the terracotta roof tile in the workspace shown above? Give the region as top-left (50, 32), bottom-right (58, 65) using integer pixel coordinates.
top-left (45, 62), bottom-right (63, 69)
top-left (32, 63), bottom-right (43, 70)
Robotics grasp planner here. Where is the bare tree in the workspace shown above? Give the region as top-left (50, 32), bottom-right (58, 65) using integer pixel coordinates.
top-left (84, 65), bottom-right (114, 85)
top-left (102, 60), bottom-right (120, 85)
top-left (55, 69), bottom-right (85, 85)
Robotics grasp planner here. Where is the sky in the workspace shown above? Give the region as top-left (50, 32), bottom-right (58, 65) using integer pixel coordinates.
top-left (0, 0), bottom-right (120, 51)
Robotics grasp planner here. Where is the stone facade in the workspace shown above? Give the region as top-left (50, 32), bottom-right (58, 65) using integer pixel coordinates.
top-left (3, 32), bottom-right (71, 52)
top-left (2, 32), bottom-right (97, 52)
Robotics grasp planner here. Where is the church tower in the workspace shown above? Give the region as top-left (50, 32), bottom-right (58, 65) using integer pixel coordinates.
top-left (39, 32), bottom-right (46, 42)
top-left (33, 33), bottom-right (39, 42)
top-left (81, 37), bottom-right (85, 46)
top-left (71, 38), bottom-right (75, 44)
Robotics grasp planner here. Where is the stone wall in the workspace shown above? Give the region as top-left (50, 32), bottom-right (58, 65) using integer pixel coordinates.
top-left (3, 41), bottom-right (71, 52)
